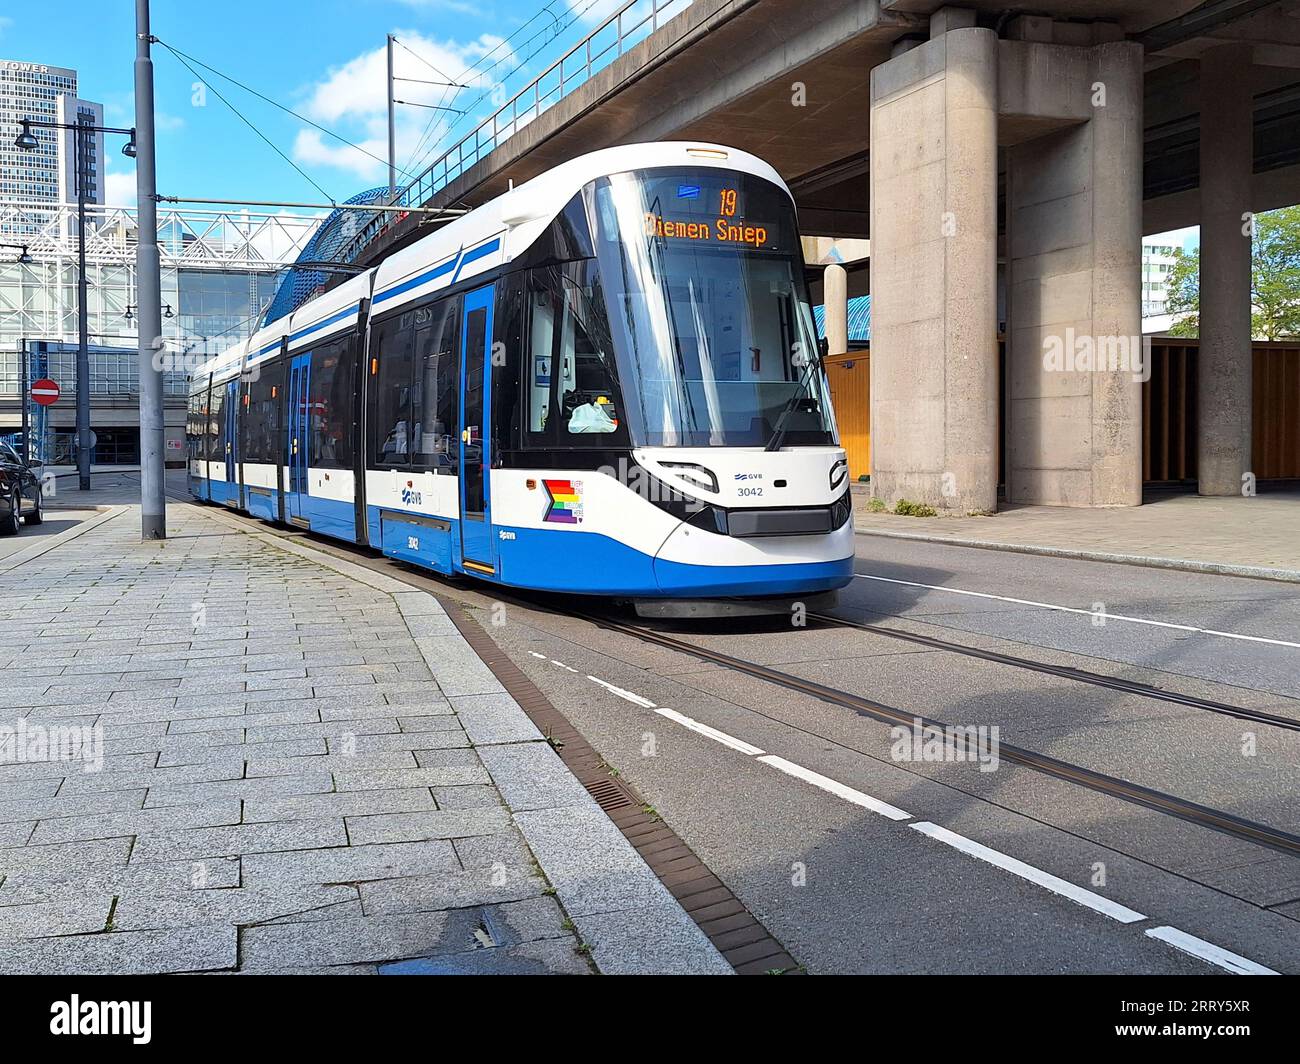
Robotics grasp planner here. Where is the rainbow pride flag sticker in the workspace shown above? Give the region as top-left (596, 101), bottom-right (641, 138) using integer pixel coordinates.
top-left (543, 479), bottom-right (583, 524)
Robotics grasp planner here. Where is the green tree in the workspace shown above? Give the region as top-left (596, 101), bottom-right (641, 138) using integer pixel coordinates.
top-left (1252, 205), bottom-right (1300, 339)
top-left (1166, 246), bottom-right (1199, 337)
top-left (1160, 204), bottom-right (1300, 340)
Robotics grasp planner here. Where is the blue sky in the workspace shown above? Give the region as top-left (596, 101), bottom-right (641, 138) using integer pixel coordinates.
top-left (0, 0), bottom-right (628, 211)
top-left (0, 2), bottom-right (1203, 249)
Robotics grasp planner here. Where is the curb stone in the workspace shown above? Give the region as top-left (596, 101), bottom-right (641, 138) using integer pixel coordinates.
top-left (853, 525), bottom-right (1300, 584)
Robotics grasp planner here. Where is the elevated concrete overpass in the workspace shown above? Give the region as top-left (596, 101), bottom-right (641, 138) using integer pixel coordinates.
top-left (358, 0), bottom-right (1300, 511)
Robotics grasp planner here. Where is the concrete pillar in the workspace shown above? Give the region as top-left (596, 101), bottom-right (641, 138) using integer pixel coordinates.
top-left (1004, 40), bottom-right (1144, 506)
top-left (869, 27), bottom-right (999, 513)
top-left (824, 264), bottom-right (848, 355)
top-left (930, 6), bottom-right (976, 38)
top-left (1198, 44), bottom-right (1254, 496)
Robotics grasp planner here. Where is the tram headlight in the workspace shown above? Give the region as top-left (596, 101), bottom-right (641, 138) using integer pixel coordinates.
top-left (829, 458), bottom-right (848, 491)
top-left (660, 461), bottom-right (718, 495)
top-left (830, 490), bottom-right (852, 530)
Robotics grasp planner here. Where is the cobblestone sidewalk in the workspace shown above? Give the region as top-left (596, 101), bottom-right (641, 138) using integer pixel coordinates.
top-left (0, 504), bottom-right (728, 975)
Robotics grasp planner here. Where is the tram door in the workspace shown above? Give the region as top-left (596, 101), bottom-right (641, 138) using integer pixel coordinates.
top-left (458, 284), bottom-right (495, 573)
top-left (196, 376), bottom-right (212, 502)
top-left (285, 352), bottom-right (311, 525)
top-left (223, 378), bottom-right (240, 507)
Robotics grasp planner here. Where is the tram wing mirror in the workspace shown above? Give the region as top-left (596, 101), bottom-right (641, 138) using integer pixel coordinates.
top-left (818, 337), bottom-right (829, 362)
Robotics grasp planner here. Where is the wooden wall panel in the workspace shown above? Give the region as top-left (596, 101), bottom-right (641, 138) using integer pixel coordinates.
top-left (826, 339), bottom-right (1298, 490)
top-left (824, 351), bottom-right (870, 480)
top-left (1253, 344), bottom-right (1300, 480)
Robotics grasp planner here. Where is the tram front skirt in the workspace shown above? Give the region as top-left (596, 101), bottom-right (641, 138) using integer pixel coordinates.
top-left (632, 590), bottom-right (838, 620)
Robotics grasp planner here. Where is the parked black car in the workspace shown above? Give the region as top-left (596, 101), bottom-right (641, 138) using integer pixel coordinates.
top-left (0, 441), bottom-right (43, 535)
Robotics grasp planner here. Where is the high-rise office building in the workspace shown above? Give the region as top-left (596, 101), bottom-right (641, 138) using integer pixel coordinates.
top-left (0, 58), bottom-right (103, 236)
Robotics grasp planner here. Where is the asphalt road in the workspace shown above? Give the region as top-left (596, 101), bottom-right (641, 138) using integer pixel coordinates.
top-left (460, 534), bottom-right (1300, 974)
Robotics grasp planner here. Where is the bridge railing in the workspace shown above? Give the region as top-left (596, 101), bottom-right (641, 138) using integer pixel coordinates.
top-left (339, 0), bottom-right (693, 264)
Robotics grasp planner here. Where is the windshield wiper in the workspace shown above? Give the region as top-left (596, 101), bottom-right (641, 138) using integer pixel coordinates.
top-left (764, 342), bottom-right (825, 452)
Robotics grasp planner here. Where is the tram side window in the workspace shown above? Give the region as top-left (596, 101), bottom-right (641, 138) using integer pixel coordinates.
top-left (209, 386), bottom-right (226, 462)
top-left (410, 299), bottom-right (458, 473)
top-left (526, 287), bottom-right (556, 440)
top-left (493, 276), bottom-right (525, 460)
top-left (525, 265), bottom-right (626, 446)
top-left (560, 272), bottom-right (621, 439)
top-left (243, 360), bottom-right (283, 463)
top-left (239, 381), bottom-right (256, 462)
top-left (369, 316), bottom-right (415, 468)
top-left (186, 391), bottom-right (203, 460)
top-left (309, 339), bottom-right (354, 469)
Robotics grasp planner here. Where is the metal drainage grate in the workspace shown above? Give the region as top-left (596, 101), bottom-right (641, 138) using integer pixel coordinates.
top-left (584, 777), bottom-right (636, 813)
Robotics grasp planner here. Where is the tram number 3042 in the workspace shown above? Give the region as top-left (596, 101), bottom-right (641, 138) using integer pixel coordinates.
top-left (407, 535), bottom-right (420, 551)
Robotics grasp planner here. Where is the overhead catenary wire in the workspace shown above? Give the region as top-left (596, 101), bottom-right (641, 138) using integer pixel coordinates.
top-left (399, 0), bottom-right (581, 177)
top-left (155, 38), bottom-right (419, 186)
top-left (391, 35), bottom-right (472, 89)
top-left (403, 0), bottom-right (615, 180)
top-left (158, 44), bottom-right (338, 205)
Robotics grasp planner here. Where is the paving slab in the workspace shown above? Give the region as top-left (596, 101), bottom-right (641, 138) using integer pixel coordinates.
top-left (111, 884), bottom-right (360, 931)
top-left (344, 808), bottom-right (512, 846)
top-left (0, 924), bottom-right (237, 975)
top-left (0, 896), bottom-right (114, 939)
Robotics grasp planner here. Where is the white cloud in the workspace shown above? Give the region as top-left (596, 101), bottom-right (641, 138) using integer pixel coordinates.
top-left (293, 31), bottom-right (511, 185)
top-left (105, 171), bottom-right (137, 207)
top-left (155, 113), bottom-right (186, 133)
top-left (303, 32), bottom-right (506, 124)
top-left (293, 129), bottom-right (388, 185)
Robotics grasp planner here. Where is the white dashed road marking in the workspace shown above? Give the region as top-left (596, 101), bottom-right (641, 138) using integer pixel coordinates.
top-left (757, 755), bottom-right (912, 821)
top-left (655, 707), bottom-right (766, 756)
top-left (1144, 926), bottom-right (1278, 975)
top-left (587, 675), bottom-right (656, 707)
top-left (910, 822), bottom-right (1148, 924)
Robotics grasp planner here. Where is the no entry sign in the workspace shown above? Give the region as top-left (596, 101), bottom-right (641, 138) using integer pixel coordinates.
top-left (31, 378), bottom-right (60, 406)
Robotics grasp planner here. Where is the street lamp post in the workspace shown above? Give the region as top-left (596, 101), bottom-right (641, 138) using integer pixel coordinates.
top-left (135, 0), bottom-right (166, 540)
top-left (14, 117), bottom-right (136, 491)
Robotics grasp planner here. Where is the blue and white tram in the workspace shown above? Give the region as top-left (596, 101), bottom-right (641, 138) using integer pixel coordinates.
top-left (187, 143), bottom-right (855, 615)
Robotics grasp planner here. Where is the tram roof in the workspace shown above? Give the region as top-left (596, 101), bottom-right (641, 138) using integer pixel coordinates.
top-left (190, 141), bottom-right (786, 388)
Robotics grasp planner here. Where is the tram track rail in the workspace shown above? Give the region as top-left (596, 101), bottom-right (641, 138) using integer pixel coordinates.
top-left (575, 611), bottom-right (1300, 859)
top-left (174, 493), bottom-right (1300, 861)
top-left (810, 612), bottom-right (1300, 734)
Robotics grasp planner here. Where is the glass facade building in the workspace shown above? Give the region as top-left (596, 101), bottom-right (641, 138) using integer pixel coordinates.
top-left (0, 202), bottom-right (319, 465)
top-left (0, 58), bottom-right (103, 236)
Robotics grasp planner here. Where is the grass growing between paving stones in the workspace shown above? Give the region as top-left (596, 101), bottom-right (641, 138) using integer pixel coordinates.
top-left (894, 499), bottom-right (938, 517)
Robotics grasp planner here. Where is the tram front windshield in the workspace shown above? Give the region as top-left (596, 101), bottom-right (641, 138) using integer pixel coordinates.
top-left (587, 168), bottom-right (836, 449)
